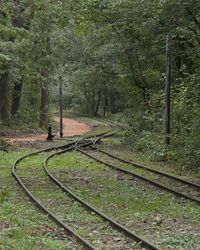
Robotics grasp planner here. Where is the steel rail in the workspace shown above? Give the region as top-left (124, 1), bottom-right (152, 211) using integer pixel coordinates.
top-left (44, 142), bottom-right (160, 250)
top-left (11, 120), bottom-right (118, 249)
top-left (12, 141), bottom-right (97, 249)
top-left (89, 122), bottom-right (200, 204)
top-left (78, 149), bottom-right (200, 205)
top-left (95, 147), bottom-right (200, 189)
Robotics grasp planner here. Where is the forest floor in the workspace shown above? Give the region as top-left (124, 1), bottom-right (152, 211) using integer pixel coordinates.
top-left (0, 115), bottom-right (200, 249)
top-left (5, 116), bottom-right (91, 144)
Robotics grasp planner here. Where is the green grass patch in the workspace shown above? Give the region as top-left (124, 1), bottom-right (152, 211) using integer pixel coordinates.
top-left (0, 150), bottom-right (80, 250)
top-left (48, 150), bottom-right (200, 249)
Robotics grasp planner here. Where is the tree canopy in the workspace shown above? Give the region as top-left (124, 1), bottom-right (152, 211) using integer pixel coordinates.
top-left (0, 0), bottom-right (199, 166)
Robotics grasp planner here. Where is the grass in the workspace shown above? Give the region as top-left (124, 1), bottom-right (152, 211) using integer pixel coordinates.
top-left (0, 150), bottom-right (80, 250)
top-left (1, 116), bottom-right (200, 249)
top-left (101, 137), bottom-right (200, 180)
top-left (0, 115), bottom-right (115, 249)
top-left (48, 149), bottom-right (200, 249)
top-left (3, 150), bottom-right (138, 249)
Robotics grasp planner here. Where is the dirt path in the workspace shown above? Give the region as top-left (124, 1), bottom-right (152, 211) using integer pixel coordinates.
top-left (7, 117), bottom-right (91, 143)
top-left (54, 116), bottom-right (91, 137)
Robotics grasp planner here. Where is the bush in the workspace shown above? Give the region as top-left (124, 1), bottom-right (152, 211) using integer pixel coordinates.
top-left (125, 78), bottom-right (200, 167)
top-left (0, 137), bottom-right (9, 152)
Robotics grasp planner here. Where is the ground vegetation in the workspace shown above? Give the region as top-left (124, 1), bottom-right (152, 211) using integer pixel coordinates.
top-left (0, 0), bottom-right (199, 166)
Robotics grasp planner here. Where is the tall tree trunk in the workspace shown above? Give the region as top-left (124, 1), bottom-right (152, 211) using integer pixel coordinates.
top-left (91, 86), bottom-right (95, 116)
top-left (39, 78), bottom-right (49, 128)
top-left (103, 88), bottom-right (109, 116)
top-left (0, 72), bottom-right (9, 124)
top-left (83, 83), bottom-right (89, 113)
top-left (110, 93), bottom-right (116, 114)
top-left (11, 80), bottom-right (23, 116)
top-left (165, 35), bottom-right (172, 147)
top-left (94, 90), bottom-right (101, 116)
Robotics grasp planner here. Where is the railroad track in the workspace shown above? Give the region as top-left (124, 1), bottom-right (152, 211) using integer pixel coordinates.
top-left (77, 141), bottom-right (200, 205)
top-left (12, 121), bottom-right (159, 250)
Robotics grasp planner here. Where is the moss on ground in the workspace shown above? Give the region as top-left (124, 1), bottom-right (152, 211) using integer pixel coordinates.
top-left (0, 150), bottom-right (80, 250)
top-left (1, 118), bottom-right (200, 249)
top-left (48, 147), bottom-right (200, 249)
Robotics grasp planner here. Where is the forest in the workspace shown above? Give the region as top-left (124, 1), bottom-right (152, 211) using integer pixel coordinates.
top-left (0, 0), bottom-right (200, 167)
top-left (1, 1), bottom-right (200, 249)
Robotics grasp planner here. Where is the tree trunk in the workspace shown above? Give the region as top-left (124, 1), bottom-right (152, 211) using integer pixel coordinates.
top-left (110, 93), bottom-right (116, 114)
top-left (103, 88), bottom-right (109, 116)
top-left (59, 76), bottom-right (63, 138)
top-left (0, 72), bottom-right (9, 124)
top-left (165, 35), bottom-right (172, 146)
top-left (11, 80), bottom-right (23, 116)
top-left (91, 86), bottom-right (95, 116)
top-left (94, 90), bottom-right (101, 116)
top-left (83, 83), bottom-right (89, 113)
top-left (39, 79), bottom-right (49, 128)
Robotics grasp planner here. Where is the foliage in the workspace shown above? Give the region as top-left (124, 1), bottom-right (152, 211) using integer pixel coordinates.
top-left (0, 0), bottom-right (199, 166)
top-left (0, 137), bottom-right (9, 152)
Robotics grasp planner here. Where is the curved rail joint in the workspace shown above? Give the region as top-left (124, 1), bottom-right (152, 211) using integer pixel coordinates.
top-left (12, 142), bottom-right (96, 250)
top-left (78, 149), bottom-right (200, 205)
top-left (44, 146), bottom-right (160, 250)
top-left (97, 148), bottom-right (200, 189)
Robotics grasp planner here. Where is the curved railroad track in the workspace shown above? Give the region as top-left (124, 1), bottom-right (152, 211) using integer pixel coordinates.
top-left (12, 120), bottom-right (159, 250)
top-left (44, 140), bottom-right (159, 249)
top-left (77, 139), bottom-right (200, 205)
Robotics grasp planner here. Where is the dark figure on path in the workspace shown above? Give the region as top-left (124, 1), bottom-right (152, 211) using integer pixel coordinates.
top-left (47, 124), bottom-right (54, 141)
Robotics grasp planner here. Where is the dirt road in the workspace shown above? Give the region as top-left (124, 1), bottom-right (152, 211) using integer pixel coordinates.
top-left (7, 117), bottom-right (91, 143)
top-left (54, 116), bottom-right (91, 137)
